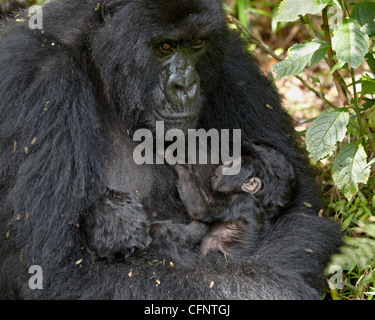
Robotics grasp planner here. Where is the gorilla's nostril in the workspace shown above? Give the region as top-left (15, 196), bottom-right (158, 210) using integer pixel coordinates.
top-left (174, 83), bottom-right (185, 92)
top-left (165, 69), bottom-right (200, 106)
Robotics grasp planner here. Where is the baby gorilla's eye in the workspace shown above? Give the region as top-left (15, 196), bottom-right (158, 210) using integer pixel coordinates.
top-left (191, 38), bottom-right (204, 49)
top-left (160, 42), bottom-right (173, 53)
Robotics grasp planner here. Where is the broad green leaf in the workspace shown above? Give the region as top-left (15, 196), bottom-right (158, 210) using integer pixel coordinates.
top-left (306, 109), bottom-right (349, 161)
top-left (310, 40), bottom-right (331, 67)
top-left (273, 39), bottom-right (330, 80)
top-left (332, 143), bottom-right (371, 200)
top-left (352, 1), bottom-right (375, 36)
top-left (276, 0), bottom-right (331, 22)
top-left (332, 18), bottom-right (369, 68)
top-left (361, 74), bottom-right (375, 96)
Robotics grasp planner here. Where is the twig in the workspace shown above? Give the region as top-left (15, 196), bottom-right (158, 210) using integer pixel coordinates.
top-left (227, 14), bottom-right (337, 109)
top-left (295, 75), bottom-right (337, 109)
top-left (322, 7), bottom-right (351, 107)
top-left (227, 15), bottom-right (280, 61)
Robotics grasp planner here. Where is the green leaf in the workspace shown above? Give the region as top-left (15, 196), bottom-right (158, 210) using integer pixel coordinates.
top-left (361, 74), bottom-right (375, 96)
top-left (310, 40), bottom-right (331, 67)
top-left (329, 61), bottom-right (345, 75)
top-left (362, 98), bottom-right (375, 111)
top-left (367, 106), bottom-right (375, 131)
top-left (367, 157), bottom-right (375, 169)
top-left (332, 18), bottom-right (369, 68)
top-left (237, 0), bottom-right (249, 28)
top-left (332, 143), bottom-right (371, 200)
top-left (273, 39), bottom-right (330, 80)
top-left (276, 0), bottom-right (331, 22)
top-left (365, 53), bottom-right (375, 75)
top-left (352, 1), bottom-right (375, 36)
top-left (341, 212), bottom-right (355, 231)
top-left (306, 109), bottom-right (349, 161)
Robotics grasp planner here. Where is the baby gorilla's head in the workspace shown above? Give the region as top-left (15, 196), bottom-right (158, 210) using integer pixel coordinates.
top-left (210, 143), bottom-right (296, 216)
top-left (210, 159), bottom-right (262, 195)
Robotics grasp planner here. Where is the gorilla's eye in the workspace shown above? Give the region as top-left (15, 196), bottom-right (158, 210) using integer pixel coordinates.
top-left (191, 38), bottom-right (204, 49)
top-left (160, 42), bottom-right (173, 53)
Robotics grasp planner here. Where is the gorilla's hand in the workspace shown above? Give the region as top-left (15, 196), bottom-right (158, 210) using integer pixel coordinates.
top-left (82, 190), bottom-right (151, 261)
top-left (150, 220), bottom-right (208, 249)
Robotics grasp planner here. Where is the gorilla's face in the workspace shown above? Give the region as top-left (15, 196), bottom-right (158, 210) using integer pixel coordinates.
top-left (150, 38), bottom-right (205, 130)
top-left (89, 0), bottom-right (228, 133)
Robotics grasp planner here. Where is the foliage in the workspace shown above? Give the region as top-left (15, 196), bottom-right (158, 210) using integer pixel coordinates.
top-left (226, 0), bottom-right (375, 300)
top-left (272, 1), bottom-right (375, 203)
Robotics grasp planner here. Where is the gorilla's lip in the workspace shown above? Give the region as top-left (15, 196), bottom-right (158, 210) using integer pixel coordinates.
top-left (153, 109), bottom-right (199, 122)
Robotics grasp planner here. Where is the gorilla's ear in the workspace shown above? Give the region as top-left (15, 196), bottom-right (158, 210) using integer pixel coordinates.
top-left (241, 177), bottom-right (262, 194)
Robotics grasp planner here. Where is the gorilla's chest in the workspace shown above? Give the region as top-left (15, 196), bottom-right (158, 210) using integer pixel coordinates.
top-left (103, 131), bottom-right (155, 202)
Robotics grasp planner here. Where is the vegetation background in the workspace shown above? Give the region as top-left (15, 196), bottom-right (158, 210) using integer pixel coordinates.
top-left (226, 0), bottom-right (375, 300)
top-left (1, 0), bottom-right (374, 300)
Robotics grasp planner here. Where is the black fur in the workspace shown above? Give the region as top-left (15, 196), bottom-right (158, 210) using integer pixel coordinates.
top-left (0, 0), bottom-right (26, 18)
top-left (0, 0), bottom-right (342, 299)
top-left (153, 143), bottom-right (297, 258)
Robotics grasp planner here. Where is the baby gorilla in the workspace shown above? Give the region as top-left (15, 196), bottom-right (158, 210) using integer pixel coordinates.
top-left (168, 143), bottom-right (296, 257)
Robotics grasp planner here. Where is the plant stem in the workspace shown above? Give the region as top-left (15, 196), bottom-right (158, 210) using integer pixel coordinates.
top-left (322, 7), bottom-right (351, 107)
top-left (342, 0), bottom-right (351, 17)
top-left (349, 68), bottom-right (375, 152)
top-left (295, 75), bottom-right (338, 109)
top-left (299, 15), bottom-right (324, 40)
top-left (349, 68), bottom-right (365, 138)
top-left (227, 14), bottom-right (337, 109)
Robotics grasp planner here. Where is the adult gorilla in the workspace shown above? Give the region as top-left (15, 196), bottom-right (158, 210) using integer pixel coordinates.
top-left (0, 0), bottom-right (341, 299)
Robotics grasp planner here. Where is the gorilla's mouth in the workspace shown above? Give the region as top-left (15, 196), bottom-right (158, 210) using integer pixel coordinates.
top-left (153, 109), bottom-right (200, 122)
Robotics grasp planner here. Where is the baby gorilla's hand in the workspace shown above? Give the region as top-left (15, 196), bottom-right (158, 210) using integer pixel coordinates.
top-left (172, 164), bottom-right (212, 218)
top-left (83, 190), bottom-right (151, 262)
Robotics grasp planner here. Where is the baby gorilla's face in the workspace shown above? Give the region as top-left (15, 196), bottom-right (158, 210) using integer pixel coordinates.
top-left (210, 158), bottom-right (262, 195)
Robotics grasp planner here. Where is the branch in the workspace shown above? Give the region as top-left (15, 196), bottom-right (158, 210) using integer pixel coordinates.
top-left (322, 7), bottom-right (351, 107)
top-left (227, 14), bottom-right (337, 109)
top-left (227, 15), bottom-right (281, 61)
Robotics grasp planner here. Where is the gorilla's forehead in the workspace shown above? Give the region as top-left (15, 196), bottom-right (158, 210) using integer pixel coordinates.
top-left (139, 0), bottom-right (225, 37)
top-left (143, 0), bottom-right (222, 17)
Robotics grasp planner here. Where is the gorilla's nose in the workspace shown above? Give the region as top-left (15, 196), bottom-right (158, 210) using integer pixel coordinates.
top-left (165, 66), bottom-right (200, 108)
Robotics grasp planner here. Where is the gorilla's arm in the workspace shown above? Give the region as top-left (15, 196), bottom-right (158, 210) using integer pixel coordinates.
top-left (0, 20), bottom-right (150, 282)
top-left (199, 36), bottom-right (342, 289)
top-left (81, 124), bottom-right (154, 261)
top-left (0, 24), bottom-right (106, 267)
